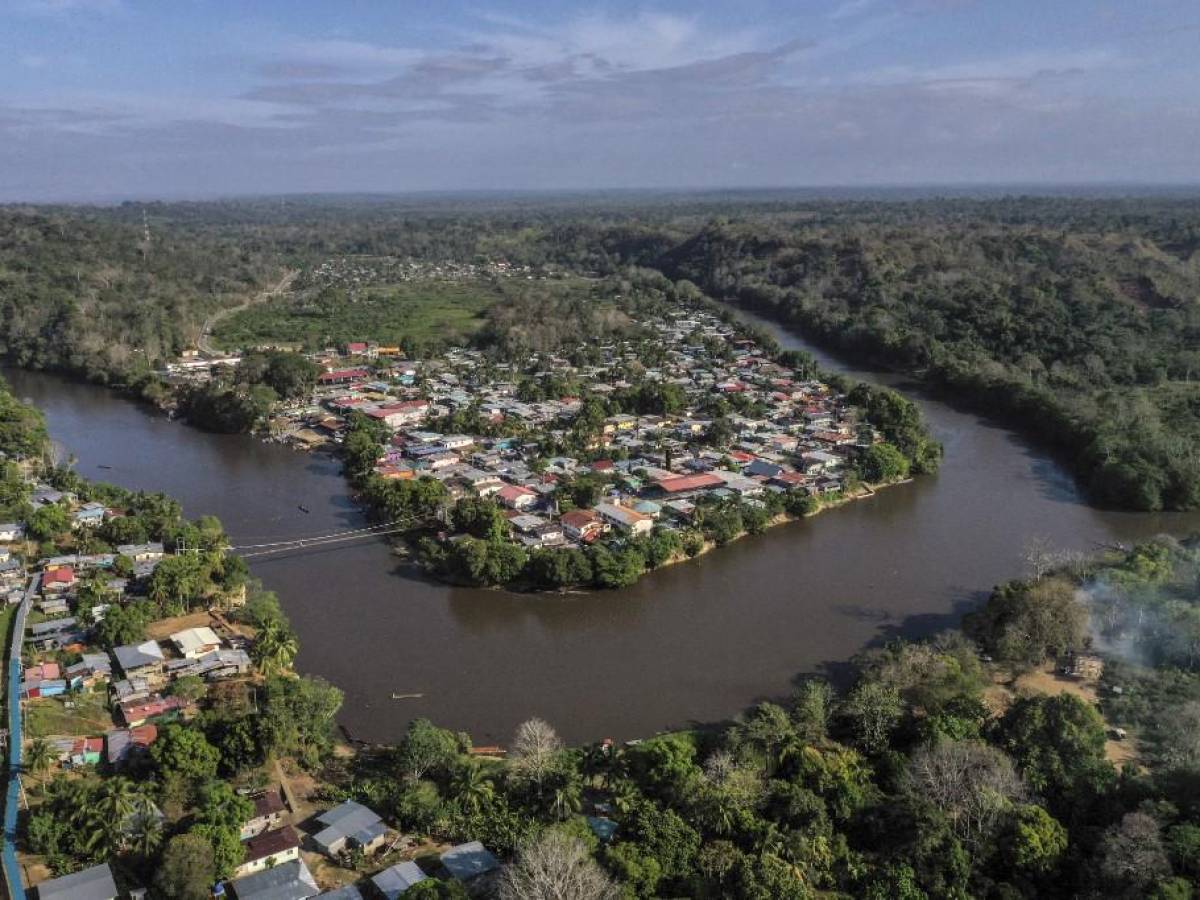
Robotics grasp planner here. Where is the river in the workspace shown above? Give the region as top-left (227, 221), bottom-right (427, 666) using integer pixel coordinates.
top-left (5, 322), bottom-right (1197, 746)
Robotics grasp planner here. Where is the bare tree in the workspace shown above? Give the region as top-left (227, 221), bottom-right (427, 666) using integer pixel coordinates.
top-left (1099, 812), bottom-right (1170, 895)
top-left (511, 717), bottom-right (563, 798)
top-left (906, 740), bottom-right (1024, 844)
top-left (499, 831), bottom-right (620, 900)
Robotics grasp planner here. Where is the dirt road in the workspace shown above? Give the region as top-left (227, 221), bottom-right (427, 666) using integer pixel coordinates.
top-left (198, 268), bottom-right (298, 354)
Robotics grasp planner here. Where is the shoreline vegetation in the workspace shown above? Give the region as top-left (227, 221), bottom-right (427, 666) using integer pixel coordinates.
top-left (7, 365), bottom-right (1200, 897)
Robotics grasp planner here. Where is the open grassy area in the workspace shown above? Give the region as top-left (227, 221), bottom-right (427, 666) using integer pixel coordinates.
top-left (212, 278), bottom-right (500, 351)
top-left (24, 690), bottom-right (114, 739)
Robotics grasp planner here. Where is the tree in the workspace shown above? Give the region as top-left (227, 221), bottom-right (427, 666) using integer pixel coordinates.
top-left (963, 577), bottom-right (1088, 666)
top-left (25, 737), bottom-right (55, 793)
top-left (792, 680), bottom-right (834, 743)
top-left (397, 718), bottom-right (459, 782)
top-left (26, 503), bottom-right (70, 541)
top-left (499, 831), bottom-right (620, 900)
top-left (1100, 812), bottom-right (1171, 896)
top-left (993, 693), bottom-right (1111, 807)
top-left (156, 832), bottom-right (217, 900)
top-left (511, 717), bottom-right (563, 799)
top-left (150, 723), bottom-right (220, 784)
top-left (252, 620), bottom-right (298, 676)
top-left (450, 760), bottom-right (495, 815)
top-left (1004, 803), bottom-right (1068, 875)
top-left (859, 442), bottom-right (910, 483)
top-left (905, 741), bottom-right (1024, 844)
top-left (840, 681), bottom-right (903, 754)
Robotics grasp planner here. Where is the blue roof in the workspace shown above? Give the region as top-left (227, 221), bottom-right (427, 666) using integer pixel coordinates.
top-left (440, 841), bottom-right (499, 881)
top-left (371, 861), bottom-right (426, 899)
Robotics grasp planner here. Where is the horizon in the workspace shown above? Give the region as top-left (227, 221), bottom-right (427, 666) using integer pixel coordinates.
top-left (2, 1), bottom-right (1198, 202)
top-left (7, 181), bottom-right (1200, 208)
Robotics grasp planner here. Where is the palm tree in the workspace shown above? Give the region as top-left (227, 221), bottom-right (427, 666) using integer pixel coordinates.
top-left (253, 620), bottom-right (298, 676)
top-left (451, 761), bottom-right (494, 816)
top-left (95, 777), bottom-right (140, 851)
top-left (550, 781), bottom-right (582, 821)
top-left (24, 737), bottom-right (55, 795)
top-left (609, 779), bottom-right (640, 817)
top-left (127, 804), bottom-right (163, 858)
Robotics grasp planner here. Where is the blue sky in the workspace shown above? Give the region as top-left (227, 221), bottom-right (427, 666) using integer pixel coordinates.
top-left (1, 0), bottom-right (1197, 200)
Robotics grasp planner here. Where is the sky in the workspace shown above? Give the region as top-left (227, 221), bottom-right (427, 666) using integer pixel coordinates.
top-left (0, 0), bottom-right (1197, 201)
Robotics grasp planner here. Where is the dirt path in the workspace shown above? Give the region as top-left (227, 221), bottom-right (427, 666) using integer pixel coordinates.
top-left (198, 268), bottom-right (298, 354)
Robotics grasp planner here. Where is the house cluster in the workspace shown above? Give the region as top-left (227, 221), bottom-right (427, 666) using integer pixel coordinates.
top-left (11, 516), bottom-right (252, 772)
top-left (297, 256), bottom-right (538, 295)
top-left (270, 306), bottom-right (872, 553)
top-left (222, 796), bottom-right (500, 900)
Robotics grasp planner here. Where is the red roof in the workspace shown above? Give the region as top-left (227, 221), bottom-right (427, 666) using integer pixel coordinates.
top-left (590, 460), bottom-right (615, 472)
top-left (44, 567), bottom-right (75, 585)
top-left (317, 368), bottom-right (370, 384)
top-left (561, 509), bottom-right (601, 529)
top-left (655, 473), bottom-right (725, 493)
top-left (497, 485), bottom-right (536, 501)
top-left (242, 826), bottom-right (300, 863)
top-left (345, 342), bottom-right (368, 352)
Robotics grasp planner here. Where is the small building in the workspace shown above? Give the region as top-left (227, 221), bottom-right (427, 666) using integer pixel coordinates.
top-left (0, 523), bottom-right (24, 542)
top-left (593, 503), bottom-right (654, 536)
top-left (35, 862), bottom-right (119, 900)
top-left (496, 484), bottom-right (538, 511)
top-left (1065, 654), bottom-right (1104, 682)
top-left (311, 800), bottom-right (385, 858)
top-left (440, 841), bottom-right (500, 882)
top-left (235, 826), bottom-right (301, 878)
top-left (231, 858), bottom-right (318, 900)
top-left (371, 861), bottom-right (427, 899)
top-left (116, 543), bottom-right (165, 563)
top-left (106, 724), bottom-right (159, 768)
top-left (560, 509), bottom-right (604, 542)
top-left (170, 626), bottom-right (222, 659)
top-left (113, 640), bottom-right (166, 682)
top-left (42, 566), bottom-right (76, 593)
top-left (241, 788), bottom-right (287, 840)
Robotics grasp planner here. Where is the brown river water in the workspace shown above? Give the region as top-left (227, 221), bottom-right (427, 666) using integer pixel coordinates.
top-left (5, 312), bottom-right (1197, 745)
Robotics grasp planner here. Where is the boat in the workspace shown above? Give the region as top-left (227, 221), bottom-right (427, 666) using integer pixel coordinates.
top-left (390, 692), bottom-right (424, 700)
top-left (97, 465), bottom-right (113, 470)
top-left (297, 505), bottom-right (310, 514)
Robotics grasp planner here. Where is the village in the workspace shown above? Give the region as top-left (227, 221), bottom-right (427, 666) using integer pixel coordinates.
top-left (0, 478), bottom-right (520, 900)
top-left (166, 305), bottom-right (896, 586)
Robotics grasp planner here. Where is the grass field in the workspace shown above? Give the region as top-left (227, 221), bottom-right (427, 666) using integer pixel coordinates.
top-left (212, 278), bottom-right (500, 351)
top-left (25, 690), bottom-right (114, 739)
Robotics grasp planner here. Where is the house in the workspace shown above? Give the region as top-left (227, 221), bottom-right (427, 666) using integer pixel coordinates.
top-left (653, 472), bottom-right (724, 495)
top-left (593, 503), bottom-right (654, 536)
top-left (66, 653), bottom-right (112, 689)
top-left (366, 400), bottom-right (430, 429)
top-left (235, 826), bottom-right (301, 878)
top-left (231, 858), bottom-right (318, 900)
top-left (496, 484), bottom-right (538, 511)
top-left (311, 800), bottom-right (386, 858)
top-left (118, 694), bottom-right (188, 728)
top-left (440, 841), bottom-right (500, 882)
top-left (744, 459), bottom-right (784, 479)
top-left (35, 862), bottom-right (119, 900)
top-left (317, 368), bottom-right (370, 386)
top-left (372, 861), bottom-right (428, 899)
top-left (319, 887), bottom-right (363, 900)
top-left (68, 737), bottom-right (104, 767)
top-left (560, 509), bottom-right (605, 542)
top-left (116, 543), bottom-right (165, 563)
top-left (72, 502), bottom-right (107, 530)
top-left (113, 640), bottom-right (166, 681)
top-left (106, 724), bottom-right (158, 768)
top-left (0, 523), bottom-right (24, 542)
top-left (29, 617), bottom-right (81, 651)
top-left (42, 566), bottom-right (75, 593)
top-left (170, 626), bottom-right (222, 659)
top-left (241, 788), bottom-right (287, 839)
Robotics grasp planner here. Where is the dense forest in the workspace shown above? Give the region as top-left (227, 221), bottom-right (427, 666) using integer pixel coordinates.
top-left (2, 193), bottom-right (1199, 508)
